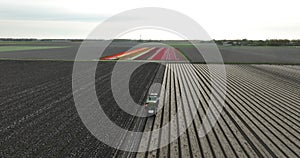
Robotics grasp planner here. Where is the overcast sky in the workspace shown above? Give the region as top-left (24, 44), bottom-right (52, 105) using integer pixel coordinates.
top-left (0, 0), bottom-right (299, 40)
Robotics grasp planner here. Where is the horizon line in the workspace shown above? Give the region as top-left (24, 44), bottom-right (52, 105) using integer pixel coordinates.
top-left (0, 38), bottom-right (300, 41)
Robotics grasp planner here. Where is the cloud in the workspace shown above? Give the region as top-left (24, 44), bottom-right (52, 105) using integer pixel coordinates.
top-left (0, 1), bottom-right (109, 22)
top-left (0, 19), bottom-right (98, 39)
top-left (0, 0), bottom-right (299, 39)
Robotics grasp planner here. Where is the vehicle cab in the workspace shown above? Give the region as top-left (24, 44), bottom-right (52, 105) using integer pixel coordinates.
top-left (144, 93), bottom-right (159, 116)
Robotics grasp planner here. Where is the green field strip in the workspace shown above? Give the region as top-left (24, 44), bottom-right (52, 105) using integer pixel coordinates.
top-left (0, 41), bottom-right (71, 45)
top-left (173, 47), bottom-right (190, 61)
top-left (0, 46), bottom-right (70, 52)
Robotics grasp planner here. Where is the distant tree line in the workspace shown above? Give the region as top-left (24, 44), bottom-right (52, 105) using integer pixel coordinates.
top-left (214, 39), bottom-right (300, 46)
top-left (0, 38), bottom-right (82, 42)
top-left (1, 38), bottom-right (300, 46)
top-left (0, 38), bottom-right (38, 41)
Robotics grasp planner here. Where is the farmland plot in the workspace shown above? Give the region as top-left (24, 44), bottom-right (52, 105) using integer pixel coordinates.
top-left (137, 64), bottom-right (300, 158)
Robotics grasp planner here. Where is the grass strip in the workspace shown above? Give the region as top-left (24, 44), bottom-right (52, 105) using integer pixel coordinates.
top-left (0, 46), bottom-right (70, 52)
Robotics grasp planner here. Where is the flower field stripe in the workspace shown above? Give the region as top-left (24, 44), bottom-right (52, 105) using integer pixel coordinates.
top-left (135, 48), bottom-right (160, 60)
top-left (148, 47), bottom-right (164, 60)
top-left (100, 47), bottom-right (147, 60)
top-left (118, 47), bottom-right (149, 59)
top-left (161, 48), bottom-right (169, 60)
top-left (171, 48), bottom-right (179, 61)
top-left (100, 46), bottom-right (188, 61)
top-left (100, 51), bottom-right (128, 60)
top-left (170, 48), bottom-right (176, 61)
top-left (131, 47), bottom-right (156, 60)
top-left (151, 48), bottom-right (166, 60)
